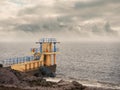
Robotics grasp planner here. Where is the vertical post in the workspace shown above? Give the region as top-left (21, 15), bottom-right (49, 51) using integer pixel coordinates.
top-left (19, 58), bottom-right (20, 63)
top-left (9, 59), bottom-right (11, 66)
top-left (13, 58), bottom-right (15, 64)
top-left (46, 55), bottom-right (51, 66)
top-left (23, 57), bottom-right (24, 62)
top-left (14, 58), bottom-right (16, 64)
top-left (40, 62), bottom-right (42, 66)
top-left (42, 57), bottom-right (44, 66)
top-left (37, 62), bottom-right (39, 68)
top-left (31, 56), bottom-right (34, 60)
top-left (53, 54), bottom-right (56, 65)
top-left (43, 38), bottom-right (45, 42)
top-left (25, 64), bottom-right (27, 72)
top-left (16, 57), bottom-right (18, 64)
top-left (24, 57), bottom-right (25, 62)
top-left (28, 56), bottom-right (30, 61)
top-left (39, 61), bottom-right (41, 66)
top-left (40, 43), bottom-right (42, 53)
top-left (50, 43), bottom-right (52, 52)
top-left (29, 56), bottom-right (31, 61)
top-left (29, 63), bottom-right (31, 70)
top-left (20, 57), bottom-right (23, 63)
top-left (33, 62), bottom-right (35, 69)
top-left (54, 42), bottom-right (56, 52)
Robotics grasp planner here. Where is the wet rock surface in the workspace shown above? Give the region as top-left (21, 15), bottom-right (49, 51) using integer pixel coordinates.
top-left (0, 67), bottom-right (119, 90)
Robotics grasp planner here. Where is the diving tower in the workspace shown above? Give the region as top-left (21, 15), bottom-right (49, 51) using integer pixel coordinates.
top-left (1, 38), bottom-right (59, 72)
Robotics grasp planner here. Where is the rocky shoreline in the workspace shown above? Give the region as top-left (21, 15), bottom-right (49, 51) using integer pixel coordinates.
top-left (0, 67), bottom-right (119, 90)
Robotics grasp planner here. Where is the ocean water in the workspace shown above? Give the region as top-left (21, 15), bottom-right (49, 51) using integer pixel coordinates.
top-left (0, 41), bottom-right (120, 87)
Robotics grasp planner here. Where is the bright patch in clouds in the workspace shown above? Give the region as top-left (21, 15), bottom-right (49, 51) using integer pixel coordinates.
top-left (9, 0), bottom-right (24, 6)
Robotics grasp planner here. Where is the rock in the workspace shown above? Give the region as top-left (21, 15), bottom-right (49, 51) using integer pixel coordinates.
top-left (23, 76), bottom-right (38, 82)
top-left (57, 80), bottom-right (71, 87)
top-left (72, 81), bottom-right (85, 90)
top-left (32, 66), bottom-right (56, 78)
top-left (9, 69), bottom-right (27, 80)
top-left (34, 72), bottom-right (43, 77)
top-left (39, 66), bottom-right (56, 77)
top-left (72, 81), bottom-right (82, 86)
top-left (58, 79), bottom-right (65, 83)
top-left (0, 67), bottom-right (87, 90)
top-left (0, 64), bottom-right (3, 68)
top-left (0, 68), bottom-right (20, 85)
top-left (0, 85), bottom-right (23, 90)
top-left (57, 80), bottom-right (85, 90)
top-left (40, 79), bottom-right (48, 86)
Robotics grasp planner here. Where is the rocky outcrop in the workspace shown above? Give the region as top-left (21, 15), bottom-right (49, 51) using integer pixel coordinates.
top-left (0, 67), bottom-right (119, 90)
top-left (0, 68), bottom-right (20, 85)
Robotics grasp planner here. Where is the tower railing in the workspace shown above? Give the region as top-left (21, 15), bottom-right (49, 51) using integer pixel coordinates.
top-left (39, 38), bottom-right (57, 43)
top-left (31, 47), bottom-right (59, 53)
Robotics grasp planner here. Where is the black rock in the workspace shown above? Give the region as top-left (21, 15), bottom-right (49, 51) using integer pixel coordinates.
top-left (0, 64), bottom-right (3, 68)
top-left (39, 66), bottom-right (56, 77)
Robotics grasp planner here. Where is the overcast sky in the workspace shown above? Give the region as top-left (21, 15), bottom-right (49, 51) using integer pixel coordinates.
top-left (0, 0), bottom-right (120, 42)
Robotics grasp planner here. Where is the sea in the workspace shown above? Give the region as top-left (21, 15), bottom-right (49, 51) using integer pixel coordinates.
top-left (0, 41), bottom-right (120, 88)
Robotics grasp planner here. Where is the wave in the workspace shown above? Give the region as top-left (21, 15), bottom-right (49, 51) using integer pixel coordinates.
top-left (45, 77), bottom-right (120, 89)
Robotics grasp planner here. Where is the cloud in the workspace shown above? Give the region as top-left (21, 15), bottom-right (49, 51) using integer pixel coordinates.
top-left (0, 0), bottom-right (120, 42)
top-left (74, 0), bottom-right (120, 9)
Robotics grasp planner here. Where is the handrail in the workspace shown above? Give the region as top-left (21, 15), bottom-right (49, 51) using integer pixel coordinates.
top-left (1, 56), bottom-right (34, 67)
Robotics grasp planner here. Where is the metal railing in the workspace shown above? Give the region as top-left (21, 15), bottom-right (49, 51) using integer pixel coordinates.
top-left (39, 38), bottom-right (56, 43)
top-left (0, 56), bottom-right (34, 67)
top-left (31, 48), bottom-right (59, 53)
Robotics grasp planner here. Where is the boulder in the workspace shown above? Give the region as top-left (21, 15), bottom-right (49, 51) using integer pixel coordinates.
top-left (0, 64), bottom-right (3, 68)
top-left (38, 66), bottom-right (56, 77)
top-left (0, 68), bottom-right (20, 85)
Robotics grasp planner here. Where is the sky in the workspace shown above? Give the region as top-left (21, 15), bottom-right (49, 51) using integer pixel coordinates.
top-left (0, 0), bottom-right (120, 42)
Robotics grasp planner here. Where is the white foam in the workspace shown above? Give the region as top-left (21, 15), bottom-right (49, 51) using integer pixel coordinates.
top-left (45, 77), bottom-right (120, 89)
